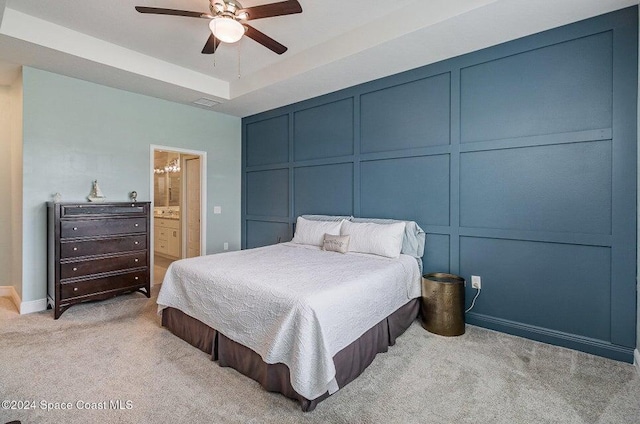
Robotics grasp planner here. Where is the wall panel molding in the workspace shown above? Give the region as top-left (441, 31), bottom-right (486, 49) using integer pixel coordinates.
top-left (459, 128), bottom-right (612, 153)
top-left (242, 7), bottom-right (638, 362)
top-left (294, 98), bottom-right (354, 161)
top-left (460, 31), bottom-right (613, 143)
top-left (467, 313), bottom-right (634, 363)
top-left (360, 73), bottom-right (451, 153)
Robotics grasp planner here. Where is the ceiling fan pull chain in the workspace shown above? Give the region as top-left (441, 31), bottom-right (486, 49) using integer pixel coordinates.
top-left (237, 41), bottom-right (241, 79)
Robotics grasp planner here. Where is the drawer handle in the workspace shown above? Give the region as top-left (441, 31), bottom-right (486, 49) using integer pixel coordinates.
top-left (73, 247), bottom-right (78, 251)
top-left (73, 227), bottom-right (78, 231)
top-left (72, 267), bottom-right (78, 271)
top-left (73, 287), bottom-right (78, 292)
top-left (134, 241), bottom-right (139, 245)
top-left (134, 258), bottom-right (139, 262)
top-left (134, 276), bottom-right (139, 280)
top-left (134, 223), bottom-right (139, 227)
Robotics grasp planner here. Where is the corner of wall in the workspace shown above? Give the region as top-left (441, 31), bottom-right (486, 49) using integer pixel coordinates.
top-left (0, 286), bottom-right (47, 314)
top-left (636, 8), bottom-right (640, 360)
top-left (19, 298), bottom-right (47, 314)
top-left (0, 66), bottom-right (23, 301)
top-left (10, 68), bottom-right (23, 300)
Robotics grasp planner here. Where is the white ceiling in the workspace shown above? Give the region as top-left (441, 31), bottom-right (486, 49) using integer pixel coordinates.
top-left (0, 0), bottom-right (636, 117)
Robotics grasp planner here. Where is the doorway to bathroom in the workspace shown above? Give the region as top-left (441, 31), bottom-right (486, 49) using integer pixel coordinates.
top-left (150, 145), bottom-right (207, 286)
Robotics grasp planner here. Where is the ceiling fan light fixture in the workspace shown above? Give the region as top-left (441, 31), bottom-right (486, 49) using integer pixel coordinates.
top-left (209, 17), bottom-right (245, 43)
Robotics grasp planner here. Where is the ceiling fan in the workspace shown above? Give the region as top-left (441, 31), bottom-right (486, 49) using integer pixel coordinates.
top-left (135, 0), bottom-right (302, 55)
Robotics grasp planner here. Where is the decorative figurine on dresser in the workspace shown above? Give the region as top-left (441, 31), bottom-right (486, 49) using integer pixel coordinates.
top-left (47, 201), bottom-right (151, 319)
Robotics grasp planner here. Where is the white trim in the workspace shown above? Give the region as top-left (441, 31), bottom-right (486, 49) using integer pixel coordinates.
top-left (150, 145), bottom-right (208, 287)
top-left (0, 285), bottom-right (21, 311)
top-left (634, 349), bottom-right (640, 375)
top-left (20, 298), bottom-right (47, 314)
top-left (1, 287), bottom-right (47, 314)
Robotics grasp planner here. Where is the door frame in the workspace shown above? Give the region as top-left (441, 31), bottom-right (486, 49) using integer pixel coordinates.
top-left (149, 145), bottom-right (207, 287)
top-left (182, 155), bottom-right (202, 258)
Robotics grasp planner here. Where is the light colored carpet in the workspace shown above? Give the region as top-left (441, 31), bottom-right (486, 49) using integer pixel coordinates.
top-left (1, 289), bottom-right (638, 424)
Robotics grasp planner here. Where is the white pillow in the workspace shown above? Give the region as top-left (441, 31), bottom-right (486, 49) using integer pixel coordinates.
top-left (292, 217), bottom-right (344, 246)
top-left (341, 220), bottom-right (406, 258)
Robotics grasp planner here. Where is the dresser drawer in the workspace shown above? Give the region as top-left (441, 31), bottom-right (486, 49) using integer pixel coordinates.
top-left (61, 252), bottom-right (147, 279)
top-left (61, 203), bottom-right (147, 217)
top-left (61, 235), bottom-right (147, 258)
top-left (61, 217), bottom-right (146, 238)
top-left (61, 270), bottom-right (147, 300)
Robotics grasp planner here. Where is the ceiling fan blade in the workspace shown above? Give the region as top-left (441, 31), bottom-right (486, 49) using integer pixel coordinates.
top-left (240, 0), bottom-right (302, 21)
top-left (202, 34), bottom-right (222, 54)
top-left (135, 6), bottom-right (208, 19)
top-left (244, 25), bottom-right (287, 54)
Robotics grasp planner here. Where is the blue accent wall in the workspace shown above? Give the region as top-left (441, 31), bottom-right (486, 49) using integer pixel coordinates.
top-left (242, 8), bottom-right (638, 362)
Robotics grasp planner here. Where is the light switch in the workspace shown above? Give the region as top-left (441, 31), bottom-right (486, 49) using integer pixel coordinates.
top-left (213, 206), bottom-right (222, 214)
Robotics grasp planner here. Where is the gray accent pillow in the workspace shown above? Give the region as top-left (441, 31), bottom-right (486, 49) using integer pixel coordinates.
top-left (351, 217), bottom-right (426, 258)
top-left (322, 234), bottom-right (350, 253)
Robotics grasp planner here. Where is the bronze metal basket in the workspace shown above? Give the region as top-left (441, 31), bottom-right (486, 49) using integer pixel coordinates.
top-left (420, 273), bottom-right (465, 336)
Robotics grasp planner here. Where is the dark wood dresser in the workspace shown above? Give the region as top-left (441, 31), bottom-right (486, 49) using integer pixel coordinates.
top-left (47, 202), bottom-right (151, 319)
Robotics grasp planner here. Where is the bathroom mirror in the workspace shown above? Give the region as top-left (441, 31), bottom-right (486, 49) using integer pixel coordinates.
top-left (154, 152), bottom-right (181, 207)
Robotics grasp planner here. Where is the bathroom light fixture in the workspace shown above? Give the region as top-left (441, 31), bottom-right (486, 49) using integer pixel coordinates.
top-left (154, 158), bottom-right (181, 174)
top-left (209, 17), bottom-right (245, 43)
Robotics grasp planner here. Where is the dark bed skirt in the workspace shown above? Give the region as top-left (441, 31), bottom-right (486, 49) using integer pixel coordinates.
top-left (161, 299), bottom-right (419, 411)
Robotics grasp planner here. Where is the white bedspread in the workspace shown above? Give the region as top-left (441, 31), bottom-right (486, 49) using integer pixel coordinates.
top-left (156, 242), bottom-right (421, 400)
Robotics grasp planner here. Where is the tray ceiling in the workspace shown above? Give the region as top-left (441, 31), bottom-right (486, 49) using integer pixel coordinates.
top-left (0, 0), bottom-right (636, 116)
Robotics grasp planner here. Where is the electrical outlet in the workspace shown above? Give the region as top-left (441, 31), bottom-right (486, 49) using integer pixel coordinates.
top-left (471, 275), bottom-right (482, 289)
top-left (223, 242), bottom-right (229, 251)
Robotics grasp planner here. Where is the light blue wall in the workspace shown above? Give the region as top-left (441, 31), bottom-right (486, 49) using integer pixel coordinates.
top-left (242, 7), bottom-right (638, 362)
top-left (22, 67), bottom-right (241, 303)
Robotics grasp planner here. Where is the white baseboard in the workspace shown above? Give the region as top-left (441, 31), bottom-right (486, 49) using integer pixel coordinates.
top-left (0, 286), bottom-right (48, 314)
top-left (0, 286), bottom-right (15, 297)
top-left (20, 298), bottom-right (47, 314)
top-left (634, 349), bottom-right (640, 375)
top-left (0, 285), bottom-right (21, 312)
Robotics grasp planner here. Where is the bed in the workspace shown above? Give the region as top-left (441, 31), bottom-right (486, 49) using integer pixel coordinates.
top-left (156, 216), bottom-right (425, 411)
